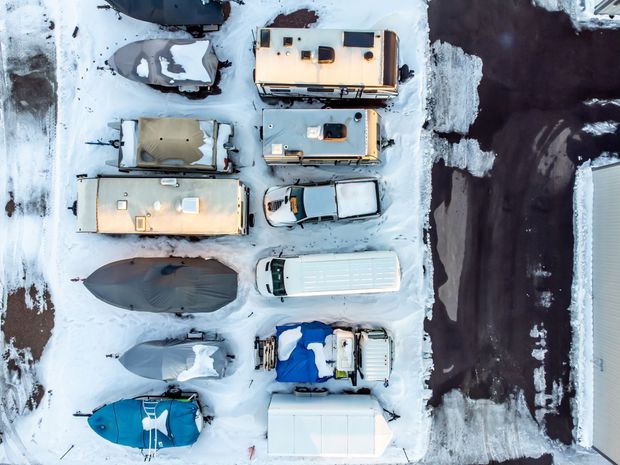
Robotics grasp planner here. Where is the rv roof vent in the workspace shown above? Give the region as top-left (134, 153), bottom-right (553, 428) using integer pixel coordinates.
top-left (116, 200), bottom-right (128, 210)
top-left (181, 197), bottom-right (200, 215)
top-left (318, 46), bottom-right (335, 64)
top-left (364, 51), bottom-right (374, 61)
top-left (301, 50), bottom-right (311, 60)
top-left (283, 36), bottom-right (293, 46)
top-left (354, 112), bottom-right (363, 122)
top-left (323, 123), bottom-right (347, 141)
top-left (260, 29), bottom-right (271, 48)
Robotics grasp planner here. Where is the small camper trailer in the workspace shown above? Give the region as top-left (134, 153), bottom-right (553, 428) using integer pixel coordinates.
top-left (261, 108), bottom-right (383, 165)
top-left (75, 176), bottom-right (250, 236)
top-left (254, 28), bottom-right (399, 99)
top-left (255, 321), bottom-right (393, 385)
top-left (267, 392), bottom-right (393, 457)
top-left (111, 117), bottom-right (235, 173)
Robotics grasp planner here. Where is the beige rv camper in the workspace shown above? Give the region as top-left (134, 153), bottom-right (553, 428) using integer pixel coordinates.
top-left (254, 28), bottom-right (399, 99)
top-left (262, 108), bottom-right (382, 165)
top-left (76, 176), bottom-right (250, 236)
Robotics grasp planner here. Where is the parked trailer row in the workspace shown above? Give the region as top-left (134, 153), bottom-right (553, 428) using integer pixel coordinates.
top-left (77, 17), bottom-right (405, 460)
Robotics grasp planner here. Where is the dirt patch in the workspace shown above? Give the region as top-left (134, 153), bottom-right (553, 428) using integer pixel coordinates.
top-left (25, 383), bottom-right (46, 410)
top-left (3, 284), bottom-right (54, 363)
top-left (268, 9), bottom-right (319, 28)
top-left (9, 52), bottom-right (56, 117)
top-left (5, 191), bottom-right (16, 217)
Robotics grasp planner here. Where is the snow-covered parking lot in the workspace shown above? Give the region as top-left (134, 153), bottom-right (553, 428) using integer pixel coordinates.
top-left (1, 1), bottom-right (435, 464)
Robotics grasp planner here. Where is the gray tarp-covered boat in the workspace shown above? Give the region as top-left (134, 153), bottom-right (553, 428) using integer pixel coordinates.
top-left (84, 257), bottom-right (237, 313)
top-left (108, 39), bottom-right (219, 89)
top-left (105, 0), bottom-right (226, 28)
top-left (119, 333), bottom-right (231, 382)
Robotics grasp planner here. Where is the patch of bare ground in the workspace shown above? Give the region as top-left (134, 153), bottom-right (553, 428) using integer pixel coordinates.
top-left (5, 191), bottom-right (16, 217)
top-left (268, 9), bottom-right (318, 28)
top-left (2, 284), bottom-right (55, 410)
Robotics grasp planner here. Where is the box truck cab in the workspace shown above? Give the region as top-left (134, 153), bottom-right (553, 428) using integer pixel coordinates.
top-left (254, 28), bottom-right (399, 99)
top-left (75, 176), bottom-right (250, 236)
top-left (267, 392), bottom-right (393, 458)
top-left (261, 108), bottom-right (383, 165)
top-left (256, 251), bottom-right (400, 297)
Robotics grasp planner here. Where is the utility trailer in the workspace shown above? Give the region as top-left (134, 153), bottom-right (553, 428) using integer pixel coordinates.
top-left (254, 28), bottom-right (399, 99)
top-left (75, 176), bottom-right (250, 236)
top-left (267, 392), bottom-right (393, 458)
top-left (261, 108), bottom-right (383, 165)
top-left (109, 117), bottom-right (235, 173)
top-left (255, 321), bottom-right (393, 386)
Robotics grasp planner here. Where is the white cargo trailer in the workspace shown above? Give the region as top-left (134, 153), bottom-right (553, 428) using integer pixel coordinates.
top-left (75, 176), bottom-right (250, 236)
top-left (267, 393), bottom-right (393, 458)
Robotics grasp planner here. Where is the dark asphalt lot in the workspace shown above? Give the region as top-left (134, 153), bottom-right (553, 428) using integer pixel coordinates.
top-left (427, 0), bottom-right (620, 450)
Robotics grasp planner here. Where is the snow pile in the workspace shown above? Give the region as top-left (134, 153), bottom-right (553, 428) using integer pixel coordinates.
top-left (532, 0), bottom-right (620, 30)
top-left (433, 137), bottom-right (496, 177)
top-left (136, 58), bottom-right (149, 78)
top-left (160, 41), bottom-right (213, 83)
top-left (582, 121), bottom-right (618, 136)
top-left (428, 41), bottom-right (483, 134)
top-left (423, 389), bottom-right (549, 465)
top-left (177, 345), bottom-right (219, 381)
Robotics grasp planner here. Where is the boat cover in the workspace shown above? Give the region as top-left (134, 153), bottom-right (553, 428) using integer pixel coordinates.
top-left (275, 322), bottom-right (333, 383)
top-left (108, 39), bottom-right (218, 88)
top-left (105, 0), bottom-right (225, 26)
top-left (119, 338), bottom-right (229, 381)
top-left (88, 398), bottom-right (201, 449)
top-left (84, 257), bottom-right (238, 313)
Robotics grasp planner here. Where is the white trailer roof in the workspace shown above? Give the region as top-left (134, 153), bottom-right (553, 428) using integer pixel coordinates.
top-left (262, 108), bottom-right (374, 158)
top-left (255, 28), bottom-right (390, 87)
top-left (76, 177), bottom-right (245, 235)
top-left (283, 251), bottom-right (400, 296)
top-left (591, 163), bottom-right (620, 465)
top-left (267, 394), bottom-right (392, 457)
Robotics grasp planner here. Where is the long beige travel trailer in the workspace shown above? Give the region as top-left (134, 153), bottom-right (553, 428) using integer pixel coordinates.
top-left (261, 108), bottom-right (382, 165)
top-left (254, 28), bottom-right (399, 99)
top-left (75, 176), bottom-right (250, 236)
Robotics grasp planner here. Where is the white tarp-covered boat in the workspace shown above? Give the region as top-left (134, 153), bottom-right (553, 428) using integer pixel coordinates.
top-left (267, 393), bottom-right (393, 457)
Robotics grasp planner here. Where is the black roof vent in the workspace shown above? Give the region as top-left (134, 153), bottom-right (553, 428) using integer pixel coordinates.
top-left (301, 50), bottom-right (311, 60)
top-left (323, 123), bottom-right (347, 140)
top-left (283, 36), bottom-right (293, 46)
top-left (364, 51), bottom-right (374, 61)
top-left (318, 46), bottom-right (335, 64)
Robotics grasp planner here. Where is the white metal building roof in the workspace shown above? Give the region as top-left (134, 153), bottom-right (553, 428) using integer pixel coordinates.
top-left (591, 162), bottom-right (620, 465)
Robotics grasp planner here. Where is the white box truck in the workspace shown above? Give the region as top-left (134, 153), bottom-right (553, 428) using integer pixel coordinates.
top-left (256, 251), bottom-right (400, 297)
top-left (75, 176), bottom-right (250, 236)
top-left (267, 392), bottom-right (393, 458)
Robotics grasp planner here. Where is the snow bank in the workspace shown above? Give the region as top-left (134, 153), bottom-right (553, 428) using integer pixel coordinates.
top-left (582, 121), bottom-right (618, 136)
top-left (428, 41), bottom-right (483, 134)
top-left (423, 389), bottom-right (549, 465)
top-left (432, 137), bottom-right (496, 177)
top-left (532, 0), bottom-right (620, 30)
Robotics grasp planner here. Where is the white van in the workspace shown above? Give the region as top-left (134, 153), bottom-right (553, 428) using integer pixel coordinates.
top-left (268, 392), bottom-right (393, 458)
top-left (256, 251), bottom-right (400, 297)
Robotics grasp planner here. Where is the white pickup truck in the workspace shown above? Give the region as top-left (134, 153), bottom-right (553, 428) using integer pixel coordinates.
top-left (263, 178), bottom-right (380, 227)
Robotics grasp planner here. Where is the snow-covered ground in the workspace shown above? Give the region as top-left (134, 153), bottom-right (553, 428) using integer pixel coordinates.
top-left (532, 0), bottom-right (620, 29)
top-left (1, 1), bottom-right (435, 464)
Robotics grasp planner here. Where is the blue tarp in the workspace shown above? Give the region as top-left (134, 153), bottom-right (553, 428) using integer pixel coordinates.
top-left (88, 398), bottom-right (201, 449)
top-left (275, 321), bottom-right (334, 383)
